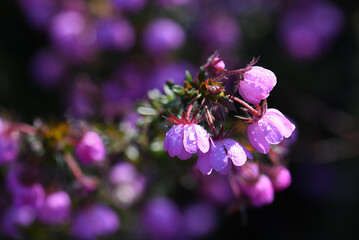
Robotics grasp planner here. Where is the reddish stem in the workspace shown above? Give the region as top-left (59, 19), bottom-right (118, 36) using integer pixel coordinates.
top-left (205, 106), bottom-right (216, 136)
top-left (211, 70), bottom-right (240, 83)
top-left (227, 95), bottom-right (259, 116)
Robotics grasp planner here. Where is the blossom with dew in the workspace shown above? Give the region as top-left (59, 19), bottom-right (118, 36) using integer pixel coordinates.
top-left (238, 66), bottom-right (277, 105)
top-left (75, 131), bottom-right (106, 164)
top-left (164, 109), bottom-right (210, 160)
top-left (248, 108), bottom-right (296, 154)
top-left (197, 138), bottom-right (252, 175)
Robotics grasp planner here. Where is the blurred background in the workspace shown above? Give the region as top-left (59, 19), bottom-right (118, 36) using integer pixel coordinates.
top-left (0, 0), bottom-right (359, 239)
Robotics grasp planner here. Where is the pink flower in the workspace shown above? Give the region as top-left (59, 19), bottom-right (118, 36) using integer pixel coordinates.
top-left (75, 131), bottom-right (106, 164)
top-left (164, 124), bottom-right (210, 160)
top-left (239, 66), bottom-right (277, 104)
top-left (267, 165), bottom-right (292, 192)
top-left (38, 191), bottom-right (72, 224)
top-left (248, 108), bottom-right (296, 154)
top-left (240, 174), bottom-right (274, 207)
top-left (197, 138), bottom-right (252, 175)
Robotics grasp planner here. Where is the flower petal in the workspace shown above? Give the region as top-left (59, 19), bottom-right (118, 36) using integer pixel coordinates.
top-left (265, 109), bottom-right (295, 138)
top-left (209, 141), bottom-right (228, 171)
top-left (258, 114), bottom-right (283, 144)
top-left (164, 132), bottom-right (170, 152)
top-left (247, 122), bottom-right (270, 154)
top-left (218, 161), bottom-right (232, 175)
top-left (197, 152), bottom-right (212, 175)
top-left (177, 148), bottom-right (192, 160)
top-left (183, 124), bottom-right (198, 154)
top-left (223, 139), bottom-right (247, 167)
top-left (194, 125), bottom-right (210, 153)
top-left (168, 125), bottom-right (184, 157)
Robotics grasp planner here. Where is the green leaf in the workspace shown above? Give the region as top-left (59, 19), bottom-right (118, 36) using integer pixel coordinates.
top-left (185, 70), bottom-right (193, 82)
top-left (137, 106), bottom-right (158, 116)
top-left (163, 84), bottom-right (175, 99)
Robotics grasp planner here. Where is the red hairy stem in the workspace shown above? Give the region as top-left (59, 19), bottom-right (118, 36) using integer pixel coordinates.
top-left (186, 94), bottom-right (202, 119)
top-left (7, 123), bottom-right (37, 135)
top-left (205, 106), bottom-right (216, 136)
top-left (64, 153), bottom-right (98, 189)
top-left (227, 95), bottom-right (259, 116)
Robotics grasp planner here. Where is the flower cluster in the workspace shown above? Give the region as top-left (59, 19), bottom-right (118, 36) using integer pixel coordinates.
top-left (163, 54), bottom-right (296, 207)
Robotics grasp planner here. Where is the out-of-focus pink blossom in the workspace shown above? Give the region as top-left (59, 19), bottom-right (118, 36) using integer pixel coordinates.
top-left (75, 131), bottom-right (106, 164)
top-left (71, 204), bottom-right (120, 239)
top-left (142, 18), bottom-right (185, 54)
top-left (38, 191), bottom-right (72, 224)
top-left (140, 197), bottom-right (183, 240)
top-left (240, 174), bottom-right (275, 207)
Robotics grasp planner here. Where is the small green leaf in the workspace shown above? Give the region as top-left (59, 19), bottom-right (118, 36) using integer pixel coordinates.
top-left (185, 70), bottom-right (193, 82)
top-left (137, 106), bottom-right (158, 116)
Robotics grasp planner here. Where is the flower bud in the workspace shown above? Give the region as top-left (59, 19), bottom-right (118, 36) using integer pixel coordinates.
top-left (239, 66), bottom-right (277, 105)
top-left (75, 131), bottom-right (106, 164)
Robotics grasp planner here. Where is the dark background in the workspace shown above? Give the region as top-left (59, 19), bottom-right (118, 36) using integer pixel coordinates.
top-left (1, 0), bottom-right (359, 239)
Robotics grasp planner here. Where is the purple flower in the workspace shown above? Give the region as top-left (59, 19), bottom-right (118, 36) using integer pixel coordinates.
top-left (196, 172), bottom-right (234, 205)
top-left (17, 0), bottom-right (57, 29)
top-left (278, 0), bottom-right (344, 60)
top-left (141, 197), bottom-right (182, 240)
top-left (238, 66), bottom-right (277, 104)
top-left (198, 14), bottom-right (240, 51)
top-left (50, 11), bottom-right (97, 62)
top-left (164, 124), bottom-right (210, 160)
top-left (142, 18), bottom-right (185, 54)
top-left (71, 204), bottom-right (120, 239)
top-left (30, 49), bottom-right (66, 89)
top-left (1, 206), bottom-right (37, 238)
top-left (75, 131), bottom-right (106, 164)
top-left (109, 162), bottom-right (138, 184)
top-left (0, 119), bottom-right (19, 164)
top-left (247, 108), bottom-right (296, 154)
top-left (197, 138), bottom-right (252, 175)
top-left (182, 202), bottom-right (217, 238)
top-left (240, 174), bottom-right (274, 207)
top-left (109, 162), bottom-right (146, 209)
top-left (38, 191), bottom-right (71, 224)
top-left (6, 166), bottom-right (45, 210)
top-left (96, 19), bottom-right (135, 51)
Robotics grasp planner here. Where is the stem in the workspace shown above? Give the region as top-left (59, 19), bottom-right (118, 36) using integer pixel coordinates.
top-left (186, 94), bottom-right (201, 119)
top-left (64, 153), bottom-right (98, 190)
top-left (227, 95), bottom-right (259, 116)
top-left (211, 70), bottom-right (240, 83)
top-left (205, 106), bottom-right (217, 136)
